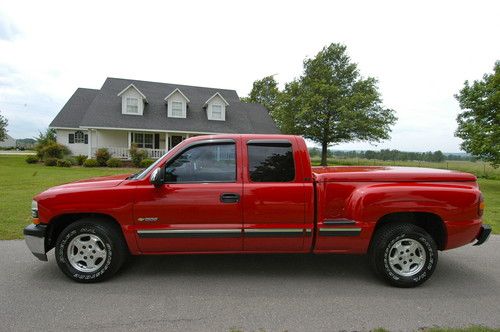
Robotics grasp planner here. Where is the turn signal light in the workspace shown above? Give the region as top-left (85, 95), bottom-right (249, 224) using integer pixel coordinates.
top-left (33, 218), bottom-right (40, 225)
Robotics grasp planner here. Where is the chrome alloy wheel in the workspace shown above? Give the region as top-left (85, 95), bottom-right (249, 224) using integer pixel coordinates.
top-left (387, 238), bottom-right (427, 277)
top-left (66, 233), bottom-right (108, 273)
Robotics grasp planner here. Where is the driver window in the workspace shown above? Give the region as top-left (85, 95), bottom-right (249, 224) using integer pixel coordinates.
top-left (164, 142), bottom-right (236, 183)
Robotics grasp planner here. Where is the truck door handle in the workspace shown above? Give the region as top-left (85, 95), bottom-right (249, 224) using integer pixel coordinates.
top-left (220, 193), bottom-right (240, 203)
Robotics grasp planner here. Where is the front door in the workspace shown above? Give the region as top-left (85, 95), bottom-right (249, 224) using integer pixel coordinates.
top-left (134, 139), bottom-right (243, 252)
top-left (242, 138), bottom-right (308, 252)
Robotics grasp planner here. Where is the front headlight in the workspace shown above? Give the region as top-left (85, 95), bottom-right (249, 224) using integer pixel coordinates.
top-left (31, 200), bottom-right (39, 219)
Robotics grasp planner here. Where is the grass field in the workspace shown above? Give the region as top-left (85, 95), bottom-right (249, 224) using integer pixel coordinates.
top-left (0, 155), bottom-right (498, 240)
top-left (311, 158), bottom-right (500, 180)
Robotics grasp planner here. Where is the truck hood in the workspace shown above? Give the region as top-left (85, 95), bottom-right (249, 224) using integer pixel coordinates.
top-left (36, 174), bottom-right (131, 198)
top-left (312, 166), bottom-right (477, 182)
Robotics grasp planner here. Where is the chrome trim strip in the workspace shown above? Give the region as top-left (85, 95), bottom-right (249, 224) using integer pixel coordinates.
top-left (244, 228), bottom-right (303, 233)
top-left (244, 228), bottom-right (305, 238)
top-left (137, 229), bottom-right (242, 239)
top-left (319, 228), bottom-right (362, 237)
top-left (138, 229), bottom-right (241, 234)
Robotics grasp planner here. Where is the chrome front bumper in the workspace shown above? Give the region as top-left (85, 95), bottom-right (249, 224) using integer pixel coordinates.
top-left (24, 224), bottom-right (48, 261)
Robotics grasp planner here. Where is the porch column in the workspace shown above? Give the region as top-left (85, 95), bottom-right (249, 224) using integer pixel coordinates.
top-left (165, 133), bottom-right (169, 151)
top-left (128, 132), bottom-right (131, 149)
top-left (87, 129), bottom-right (93, 158)
top-left (185, 133), bottom-right (190, 139)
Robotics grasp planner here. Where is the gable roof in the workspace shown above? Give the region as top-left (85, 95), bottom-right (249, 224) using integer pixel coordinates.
top-left (164, 88), bottom-right (190, 102)
top-left (50, 88), bottom-right (98, 128)
top-left (116, 83), bottom-right (148, 102)
top-left (204, 92), bottom-right (229, 106)
top-left (51, 77), bottom-right (280, 135)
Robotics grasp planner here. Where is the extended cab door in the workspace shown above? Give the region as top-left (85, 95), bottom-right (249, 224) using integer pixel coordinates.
top-left (133, 138), bottom-right (243, 253)
top-left (242, 137), bottom-right (313, 252)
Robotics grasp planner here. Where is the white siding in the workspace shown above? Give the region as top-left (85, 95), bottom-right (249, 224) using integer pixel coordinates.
top-left (96, 130), bottom-right (128, 148)
top-left (166, 90), bottom-right (188, 118)
top-left (207, 95), bottom-right (226, 121)
top-left (56, 129), bottom-right (89, 156)
top-left (121, 88), bottom-right (144, 115)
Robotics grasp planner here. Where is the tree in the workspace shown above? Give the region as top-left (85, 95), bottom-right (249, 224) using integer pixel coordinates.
top-left (241, 75), bottom-right (280, 116)
top-left (0, 111), bottom-right (8, 142)
top-left (34, 128), bottom-right (57, 159)
top-left (274, 43), bottom-right (397, 165)
top-left (455, 61), bottom-right (500, 167)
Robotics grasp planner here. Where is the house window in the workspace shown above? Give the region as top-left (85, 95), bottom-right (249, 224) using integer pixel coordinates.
top-left (131, 132), bottom-right (156, 149)
top-left (126, 97), bottom-right (139, 114)
top-left (68, 131), bottom-right (88, 144)
top-left (211, 104), bottom-right (223, 120)
top-left (171, 101), bottom-right (183, 117)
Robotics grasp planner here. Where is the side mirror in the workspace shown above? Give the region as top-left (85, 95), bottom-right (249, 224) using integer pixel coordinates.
top-left (150, 167), bottom-right (165, 188)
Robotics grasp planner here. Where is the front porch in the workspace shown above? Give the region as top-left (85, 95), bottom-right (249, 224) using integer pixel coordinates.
top-left (86, 129), bottom-right (203, 159)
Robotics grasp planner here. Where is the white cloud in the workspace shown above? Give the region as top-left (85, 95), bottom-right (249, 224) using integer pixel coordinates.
top-left (0, 0), bottom-right (498, 151)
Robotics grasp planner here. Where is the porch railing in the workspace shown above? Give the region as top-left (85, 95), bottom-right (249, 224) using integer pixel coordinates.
top-left (91, 147), bottom-right (167, 160)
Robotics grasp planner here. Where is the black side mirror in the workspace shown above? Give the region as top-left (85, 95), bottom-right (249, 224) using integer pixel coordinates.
top-left (150, 167), bottom-right (165, 188)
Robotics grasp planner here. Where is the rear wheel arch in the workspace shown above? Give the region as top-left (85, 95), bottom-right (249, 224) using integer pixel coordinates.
top-left (46, 213), bottom-right (126, 251)
top-left (371, 212), bottom-right (447, 250)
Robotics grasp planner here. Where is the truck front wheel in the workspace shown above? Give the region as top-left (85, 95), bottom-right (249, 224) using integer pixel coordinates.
top-left (369, 223), bottom-right (438, 287)
top-left (55, 219), bottom-right (127, 282)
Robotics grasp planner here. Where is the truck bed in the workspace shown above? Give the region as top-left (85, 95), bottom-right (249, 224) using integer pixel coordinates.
top-left (312, 166), bottom-right (477, 182)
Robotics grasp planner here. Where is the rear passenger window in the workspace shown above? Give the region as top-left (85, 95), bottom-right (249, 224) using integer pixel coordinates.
top-left (247, 141), bottom-right (295, 182)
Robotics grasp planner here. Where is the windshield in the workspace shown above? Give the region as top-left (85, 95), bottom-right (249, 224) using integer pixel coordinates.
top-left (130, 151), bottom-right (170, 180)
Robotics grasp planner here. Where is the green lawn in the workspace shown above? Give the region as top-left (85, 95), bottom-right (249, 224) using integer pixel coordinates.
top-left (0, 155), bottom-right (136, 239)
top-left (0, 155), bottom-right (498, 240)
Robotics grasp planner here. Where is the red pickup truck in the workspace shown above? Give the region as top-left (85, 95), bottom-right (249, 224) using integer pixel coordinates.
top-left (24, 134), bottom-right (491, 287)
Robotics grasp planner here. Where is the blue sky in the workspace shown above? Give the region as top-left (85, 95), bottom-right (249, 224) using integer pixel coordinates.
top-left (0, 0), bottom-right (498, 152)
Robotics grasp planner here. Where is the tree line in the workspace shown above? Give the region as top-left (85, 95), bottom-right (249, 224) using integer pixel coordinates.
top-left (308, 148), bottom-right (475, 163)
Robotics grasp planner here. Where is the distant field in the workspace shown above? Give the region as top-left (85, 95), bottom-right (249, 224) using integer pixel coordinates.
top-left (311, 158), bottom-right (500, 180)
top-left (0, 155), bottom-right (498, 240)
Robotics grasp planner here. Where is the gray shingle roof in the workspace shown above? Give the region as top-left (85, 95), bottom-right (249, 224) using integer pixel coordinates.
top-left (49, 88), bottom-right (98, 128)
top-left (51, 77), bottom-right (279, 134)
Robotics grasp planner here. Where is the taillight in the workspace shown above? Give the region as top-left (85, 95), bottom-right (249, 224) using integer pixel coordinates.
top-left (478, 194), bottom-right (485, 217)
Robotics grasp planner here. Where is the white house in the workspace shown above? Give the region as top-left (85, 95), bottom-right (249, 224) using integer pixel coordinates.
top-left (50, 77), bottom-right (279, 159)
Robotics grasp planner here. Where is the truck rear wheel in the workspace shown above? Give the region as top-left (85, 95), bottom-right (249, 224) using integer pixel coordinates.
top-left (369, 223), bottom-right (438, 287)
top-left (55, 218), bottom-right (127, 283)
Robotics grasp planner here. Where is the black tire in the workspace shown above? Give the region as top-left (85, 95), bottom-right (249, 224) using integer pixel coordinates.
top-left (55, 218), bottom-right (128, 283)
top-left (369, 223), bottom-right (438, 288)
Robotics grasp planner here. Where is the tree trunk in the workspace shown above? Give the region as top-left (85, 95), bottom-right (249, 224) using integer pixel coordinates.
top-left (321, 141), bottom-right (328, 166)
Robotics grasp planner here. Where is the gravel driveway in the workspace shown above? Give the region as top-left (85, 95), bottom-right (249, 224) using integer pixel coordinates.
top-left (1, 237), bottom-right (499, 331)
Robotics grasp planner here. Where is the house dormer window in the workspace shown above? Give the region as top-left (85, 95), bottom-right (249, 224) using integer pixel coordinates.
top-left (126, 97), bottom-right (139, 114)
top-left (211, 104), bottom-right (223, 120)
top-left (165, 88), bottom-right (189, 118)
top-left (205, 92), bottom-right (229, 121)
top-left (171, 101), bottom-right (183, 117)
top-left (117, 83), bottom-right (147, 116)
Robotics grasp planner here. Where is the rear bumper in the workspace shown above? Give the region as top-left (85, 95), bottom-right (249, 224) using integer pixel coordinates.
top-left (474, 224), bottom-right (492, 246)
top-left (23, 224), bottom-right (48, 261)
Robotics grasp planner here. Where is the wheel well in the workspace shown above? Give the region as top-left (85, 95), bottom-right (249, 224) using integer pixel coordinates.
top-left (373, 212), bottom-right (447, 250)
top-left (46, 213), bottom-right (123, 250)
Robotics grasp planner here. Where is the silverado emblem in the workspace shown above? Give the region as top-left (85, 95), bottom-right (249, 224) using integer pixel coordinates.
top-left (138, 217), bottom-right (159, 222)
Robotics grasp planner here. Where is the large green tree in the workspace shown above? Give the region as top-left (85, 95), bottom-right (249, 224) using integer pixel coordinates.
top-left (241, 75), bottom-right (280, 116)
top-left (0, 111), bottom-right (8, 142)
top-left (455, 61), bottom-right (499, 167)
top-left (274, 43), bottom-right (397, 166)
